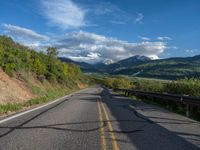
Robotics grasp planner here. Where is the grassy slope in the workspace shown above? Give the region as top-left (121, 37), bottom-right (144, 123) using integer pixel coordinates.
top-left (0, 72), bottom-right (87, 115)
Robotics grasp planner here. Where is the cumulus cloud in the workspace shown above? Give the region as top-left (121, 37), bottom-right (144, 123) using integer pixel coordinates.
top-left (1, 24), bottom-right (168, 63)
top-left (135, 13), bottom-right (144, 24)
top-left (53, 31), bottom-right (166, 62)
top-left (2, 24), bottom-right (49, 48)
top-left (69, 52), bottom-right (101, 64)
top-left (40, 0), bottom-right (86, 29)
top-left (157, 36), bottom-right (172, 41)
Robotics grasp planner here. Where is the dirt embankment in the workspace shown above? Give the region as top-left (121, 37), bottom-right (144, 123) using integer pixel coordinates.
top-left (77, 82), bottom-right (87, 89)
top-left (0, 69), bottom-right (35, 104)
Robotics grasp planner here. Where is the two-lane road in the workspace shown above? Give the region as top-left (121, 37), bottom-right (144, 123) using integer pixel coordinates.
top-left (0, 86), bottom-right (199, 150)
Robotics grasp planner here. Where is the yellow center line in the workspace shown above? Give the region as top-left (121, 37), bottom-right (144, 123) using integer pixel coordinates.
top-left (97, 100), bottom-right (107, 150)
top-left (100, 100), bottom-right (119, 150)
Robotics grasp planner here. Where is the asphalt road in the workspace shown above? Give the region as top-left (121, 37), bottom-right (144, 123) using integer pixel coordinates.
top-left (0, 86), bottom-right (199, 150)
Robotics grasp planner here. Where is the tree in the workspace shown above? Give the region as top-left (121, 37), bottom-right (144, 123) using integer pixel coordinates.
top-left (31, 58), bottom-right (47, 75)
top-left (46, 47), bottom-right (58, 59)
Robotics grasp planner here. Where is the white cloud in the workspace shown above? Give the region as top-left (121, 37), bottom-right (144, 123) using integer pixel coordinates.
top-left (2, 24), bottom-right (49, 48)
top-left (138, 36), bottom-right (151, 41)
top-left (135, 13), bottom-right (144, 24)
top-left (3, 24), bottom-right (49, 41)
top-left (40, 0), bottom-right (86, 29)
top-left (69, 52), bottom-right (101, 64)
top-left (53, 31), bottom-right (167, 63)
top-left (1, 24), bottom-right (168, 64)
top-left (157, 36), bottom-right (172, 41)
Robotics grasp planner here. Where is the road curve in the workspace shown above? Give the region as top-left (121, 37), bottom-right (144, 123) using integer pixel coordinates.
top-left (0, 85), bottom-right (199, 150)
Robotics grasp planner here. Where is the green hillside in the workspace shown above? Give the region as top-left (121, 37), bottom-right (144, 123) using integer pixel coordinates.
top-left (112, 56), bottom-right (200, 79)
top-left (0, 35), bottom-right (83, 84)
top-left (0, 35), bottom-right (88, 114)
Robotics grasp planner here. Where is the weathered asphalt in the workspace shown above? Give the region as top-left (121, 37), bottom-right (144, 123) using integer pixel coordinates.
top-left (0, 85), bottom-right (199, 150)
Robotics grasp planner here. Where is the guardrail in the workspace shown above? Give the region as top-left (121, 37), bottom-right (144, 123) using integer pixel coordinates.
top-left (114, 88), bottom-right (200, 117)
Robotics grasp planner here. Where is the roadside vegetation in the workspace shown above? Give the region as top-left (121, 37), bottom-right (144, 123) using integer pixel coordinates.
top-left (93, 75), bottom-right (200, 120)
top-left (94, 75), bottom-right (200, 96)
top-left (0, 85), bottom-right (78, 114)
top-left (0, 36), bottom-right (90, 114)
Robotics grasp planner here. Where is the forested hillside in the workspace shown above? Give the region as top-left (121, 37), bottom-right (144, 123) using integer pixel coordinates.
top-left (113, 55), bottom-right (200, 79)
top-left (0, 36), bottom-right (83, 83)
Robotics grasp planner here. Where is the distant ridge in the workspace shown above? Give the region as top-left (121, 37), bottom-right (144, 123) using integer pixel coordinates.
top-left (59, 57), bottom-right (101, 73)
top-left (59, 55), bottom-right (200, 79)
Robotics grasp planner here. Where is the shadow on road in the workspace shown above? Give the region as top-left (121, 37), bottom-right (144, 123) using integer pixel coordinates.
top-left (0, 91), bottom-right (148, 138)
top-left (100, 87), bottom-right (200, 150)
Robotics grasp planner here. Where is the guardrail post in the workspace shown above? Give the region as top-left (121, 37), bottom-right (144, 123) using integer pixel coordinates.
top-left (186, 104), bottom-right (190, 117)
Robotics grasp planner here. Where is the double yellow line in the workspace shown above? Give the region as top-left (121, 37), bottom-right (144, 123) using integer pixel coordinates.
top-left (97, 99), bottom-right (119, 150)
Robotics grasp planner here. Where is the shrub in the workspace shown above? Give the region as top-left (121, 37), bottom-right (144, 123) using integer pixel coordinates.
top-left (164, 78), bottom-right (200, 96)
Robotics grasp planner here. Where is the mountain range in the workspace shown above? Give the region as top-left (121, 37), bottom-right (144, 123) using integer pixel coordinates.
top-left (59, 55), bottom-right (200, 79)
top-left (59, 57), bottom-right (100, 73)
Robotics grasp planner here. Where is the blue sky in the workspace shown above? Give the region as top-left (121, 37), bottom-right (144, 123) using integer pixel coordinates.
top-left (0, 0), bottom-right (199, 63)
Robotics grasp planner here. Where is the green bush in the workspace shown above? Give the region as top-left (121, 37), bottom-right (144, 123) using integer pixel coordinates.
top-left (92, 76), bottom-right (132, 89)
top-left (3, 63), bottom-right (16, 76)
top-left (164, 78), bottom-right (200, 96)
top-left (132, 79), bottom-right (165, 92)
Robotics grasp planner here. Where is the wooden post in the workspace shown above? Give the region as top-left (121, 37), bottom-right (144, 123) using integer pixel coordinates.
top-left (186, 104), bottom-right (190, 117)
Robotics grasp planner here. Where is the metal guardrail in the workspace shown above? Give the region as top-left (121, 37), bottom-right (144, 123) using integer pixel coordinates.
top-left (114, 88), bottom-right (200, 117)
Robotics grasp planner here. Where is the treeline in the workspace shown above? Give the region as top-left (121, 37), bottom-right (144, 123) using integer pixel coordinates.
top-left (0, 36), bottom-right (83, 85)
top-left (94, 76), bottom-right (132, 89)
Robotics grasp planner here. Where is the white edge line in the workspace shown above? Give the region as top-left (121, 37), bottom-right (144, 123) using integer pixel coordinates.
top-left (0, 88), bottom-right (88, 124)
